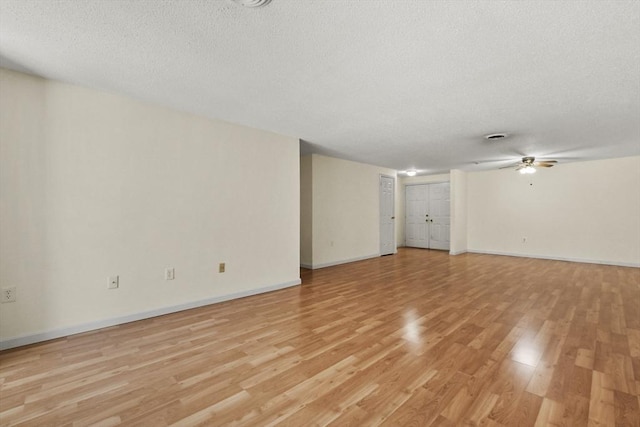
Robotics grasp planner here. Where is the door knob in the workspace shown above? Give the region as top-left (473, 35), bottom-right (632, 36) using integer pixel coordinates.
top-left (391, 216), bottom-right (395, 219)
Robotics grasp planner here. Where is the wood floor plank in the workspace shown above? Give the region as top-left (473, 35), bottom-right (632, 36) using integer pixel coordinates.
top-left (1, 248), bottom-right (638, 426)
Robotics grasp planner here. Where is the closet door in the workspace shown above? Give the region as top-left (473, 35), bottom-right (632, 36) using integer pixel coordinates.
top-left (428, 182), bottom-right (450, 250)
top-left (405, 182), bottom-right (450, 250)
top-left (380, 175), bottom-right (396, 255)
top-left (405, 184), bottom-right (429, 248)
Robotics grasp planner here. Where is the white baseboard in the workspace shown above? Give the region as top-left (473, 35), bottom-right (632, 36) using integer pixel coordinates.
top-left (301, 253), bottom-right (382, 270)
top-left (0, 279), bottom-right (301, 351)
top-left (449, 249), bottom-right (468, 255)
top-left (467, 249), bottom-right (640, 268)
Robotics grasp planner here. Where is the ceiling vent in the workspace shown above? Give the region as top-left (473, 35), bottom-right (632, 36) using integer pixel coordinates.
top-left (232, 0), bottom-right (272, 7)
top-left (484, 133), bottom-right (508, 140)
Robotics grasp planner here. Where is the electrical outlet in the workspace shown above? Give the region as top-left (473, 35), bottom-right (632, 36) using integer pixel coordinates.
top-left (1, 287), bottom-right (16, 303)
top-left (165, 268), bottom-right (175, 280)
top-left (108, 276), bottom-right (119, 289)
top-left (219, 263), bottom-right (225, 273)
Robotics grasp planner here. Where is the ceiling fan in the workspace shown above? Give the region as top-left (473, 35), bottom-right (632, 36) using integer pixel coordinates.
top-left (500, 156), bottom-right (557, 174)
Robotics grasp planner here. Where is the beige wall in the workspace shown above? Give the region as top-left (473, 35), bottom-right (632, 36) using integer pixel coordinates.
top-left (467, 156), bottom-right (640, 266)
top-left (301, 154), bottom-right (397, 268)
top-left (300, 155), bottom-right (313, 266)
top-left (450, 169), bottom-right (468, 255)
top-left (0, 69), bottom-right (301, 346)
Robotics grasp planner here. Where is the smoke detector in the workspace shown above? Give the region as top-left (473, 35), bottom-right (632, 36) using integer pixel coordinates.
top-left (231, 0), bottom-right (272, 7)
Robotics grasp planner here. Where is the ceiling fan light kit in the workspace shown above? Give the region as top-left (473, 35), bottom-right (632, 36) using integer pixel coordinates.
top-left (519, 165), bottom-right (536, 174)
top-left (505, 156), bottom-right (558, 173)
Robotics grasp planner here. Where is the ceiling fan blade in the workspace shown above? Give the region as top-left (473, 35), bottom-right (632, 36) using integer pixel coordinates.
top-left (535, 160), bottom-right (557, 166)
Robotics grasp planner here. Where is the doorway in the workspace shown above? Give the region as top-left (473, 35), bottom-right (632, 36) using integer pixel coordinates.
top-left (405, 182), bottom-right (450, 250)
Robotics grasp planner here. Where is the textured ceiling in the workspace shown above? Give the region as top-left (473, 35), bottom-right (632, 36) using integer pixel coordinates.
top-left (1, 0), bottom-right (639, 174)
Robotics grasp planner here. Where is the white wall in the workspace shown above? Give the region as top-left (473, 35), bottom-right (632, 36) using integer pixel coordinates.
top-left (302, 154), bottom-right (397, 268)
top-left (0, 69), bottom-right (301, 347)
top-left (467, 156), bottom-right (640, 266)
top-left (397, 173), bottom-right (450, 247)
top-left (450, 169), bottom-right (468, 255)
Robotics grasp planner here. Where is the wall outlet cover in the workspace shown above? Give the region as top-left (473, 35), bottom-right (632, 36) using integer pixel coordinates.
top-left (1, 287), bottom-right (16, 303)
top-left (108, 276), bottom-right (119, 289)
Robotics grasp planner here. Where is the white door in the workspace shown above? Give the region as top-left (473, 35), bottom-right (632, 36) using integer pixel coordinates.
top-left (429, 182), bottom-right (450, 250)
top-left (380, 175), bottom-right (395, 255)
top-left (405, 185), bottom-right (429, 248)
top-left (405, 182), bottom-right (450, 251)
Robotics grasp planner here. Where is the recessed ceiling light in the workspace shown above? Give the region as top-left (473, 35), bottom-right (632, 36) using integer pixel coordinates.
top-left (484, 133), bottom-right (508, 140)
top-left (231, 0), bottom-right (272, 7)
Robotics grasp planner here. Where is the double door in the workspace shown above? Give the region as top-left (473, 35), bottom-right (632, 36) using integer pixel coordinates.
top-left (405, 182), bottom-right (450, 250)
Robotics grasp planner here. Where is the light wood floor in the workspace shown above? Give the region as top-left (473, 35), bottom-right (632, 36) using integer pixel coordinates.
top-left (1, 249), bottom-right (639, 426)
